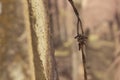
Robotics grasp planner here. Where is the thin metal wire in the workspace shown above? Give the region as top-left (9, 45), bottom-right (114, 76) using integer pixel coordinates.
top-left (77, 18), bottom-right (80, 34)
top-left (82, 46), bottom-right (87, 80)
top-left (68, 0), bottom-right (87, 80)
top-left (68, 0), bottom-right (84, 34)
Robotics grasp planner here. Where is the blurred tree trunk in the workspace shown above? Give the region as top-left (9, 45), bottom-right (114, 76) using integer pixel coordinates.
top-left (0, 0), bottom-right (58, 80)
top-left (28, 0), bottom-right (58, 80)
top-left (58, 0), bottom-right (68, 42)
top-left (48, 0), bottom-right (62, 47)
top-left (0, 0), bottom-right (35, 80)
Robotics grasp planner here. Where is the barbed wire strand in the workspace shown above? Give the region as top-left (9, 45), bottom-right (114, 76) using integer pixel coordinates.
top-left (68, 0), bottom-right (87, 80)
top-left (68, 0), bottom-right (84, 34)
top-left (82, 46), bottom-right (87, 80)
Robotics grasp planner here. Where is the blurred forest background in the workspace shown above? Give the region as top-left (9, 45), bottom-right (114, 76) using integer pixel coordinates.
top-left (48, 0), bottom-right (120, 80)
top-left (0, 0), bottom-right (120, 80)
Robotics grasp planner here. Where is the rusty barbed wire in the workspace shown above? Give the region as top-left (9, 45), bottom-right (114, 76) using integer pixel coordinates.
top-left (68, 0), bottom-right (88, 80)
